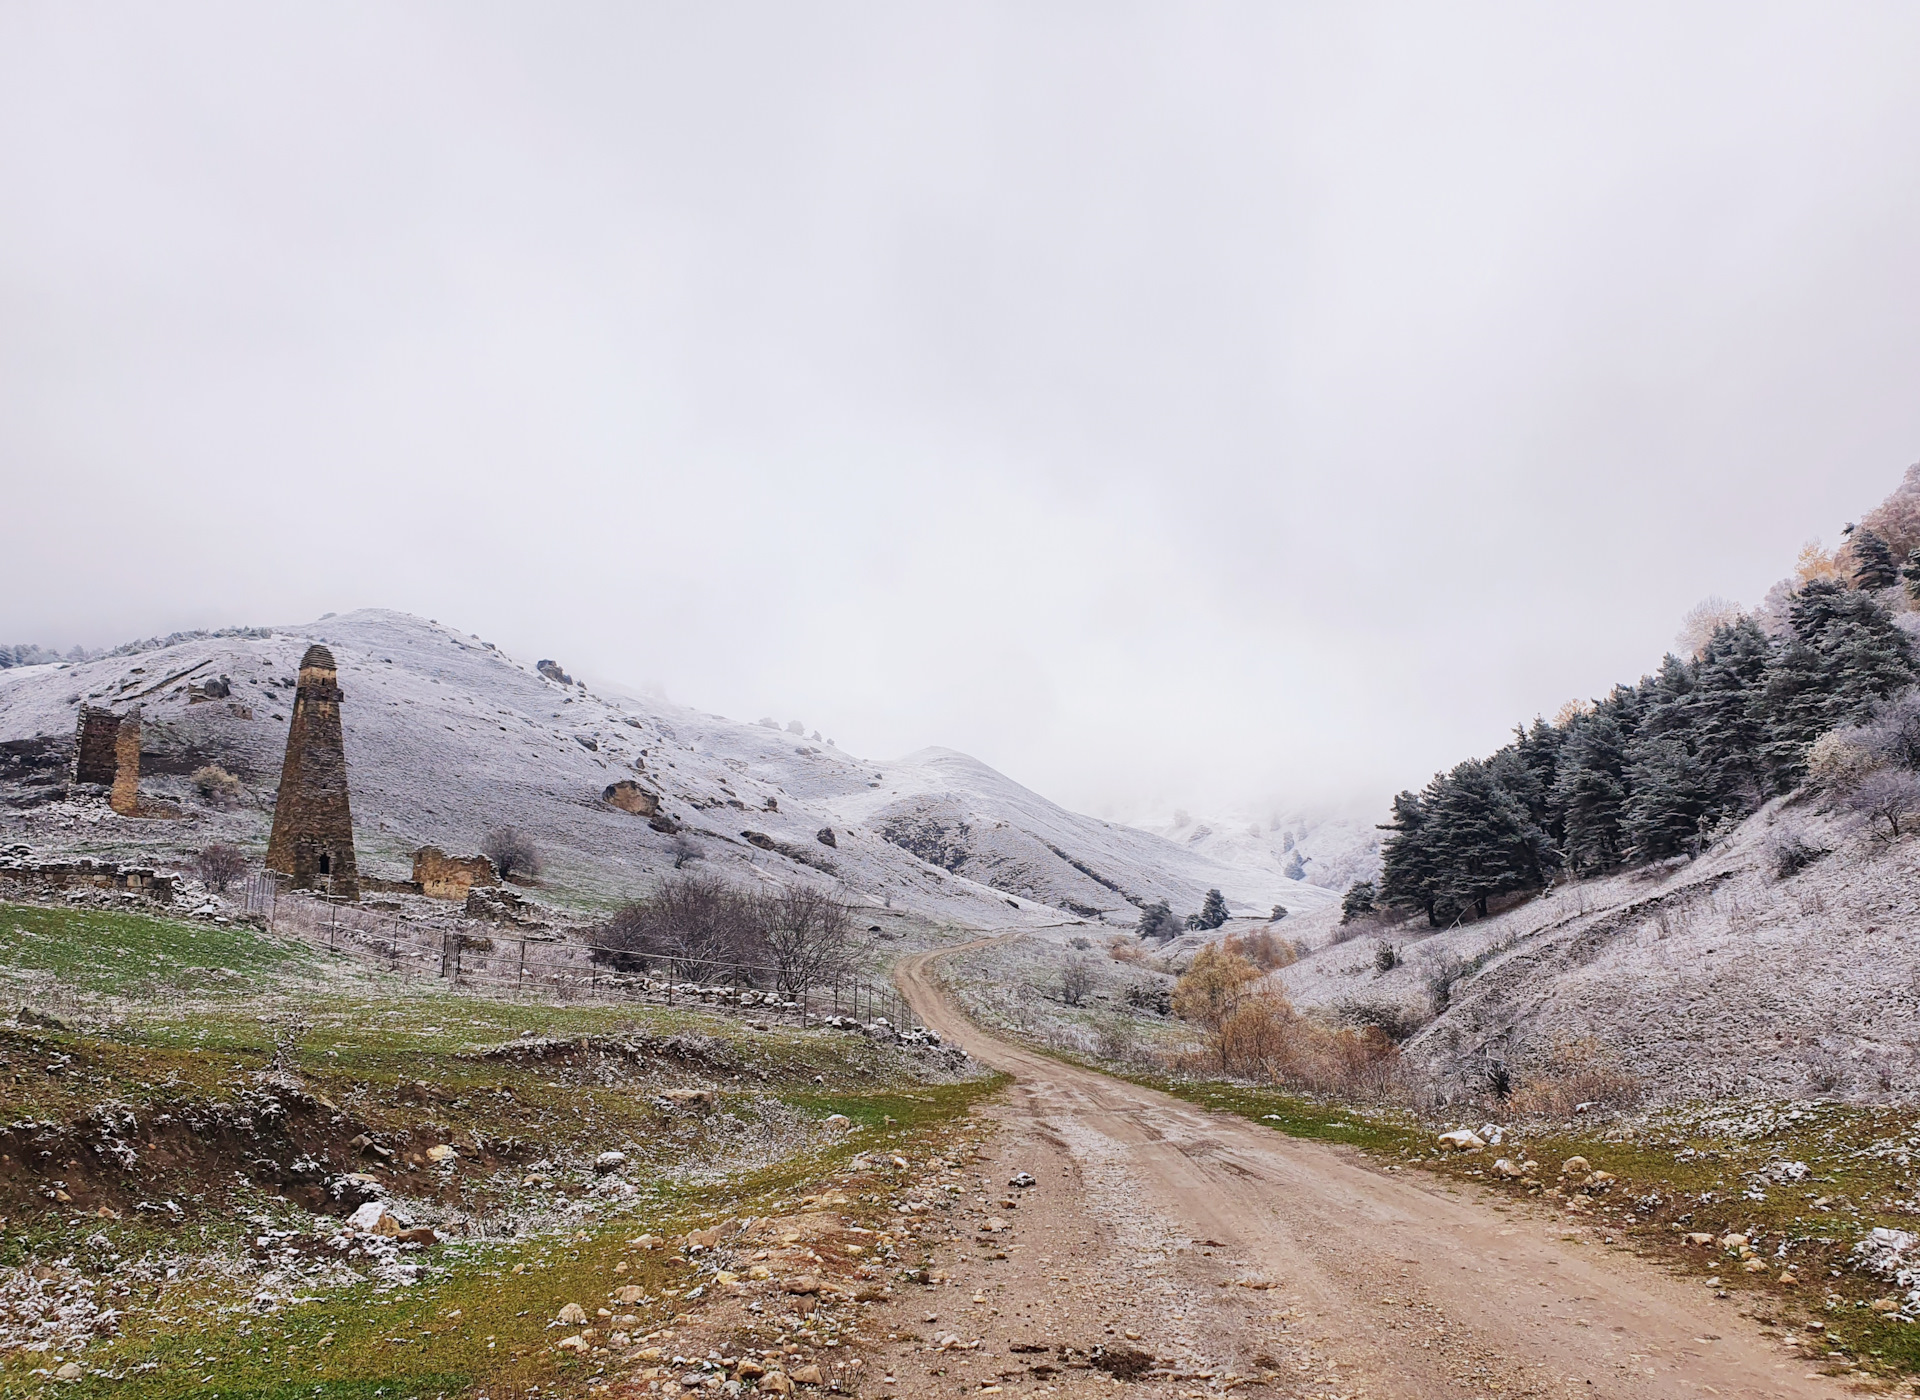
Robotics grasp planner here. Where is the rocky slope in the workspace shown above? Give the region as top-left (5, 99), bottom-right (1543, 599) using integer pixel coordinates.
top-left (1270, 797), bottom-right (1920, 1103)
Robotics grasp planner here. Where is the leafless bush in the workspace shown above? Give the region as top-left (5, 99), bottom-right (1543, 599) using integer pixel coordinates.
top-left (1421, 953), bottom-right (1467, 1014)
top-left (593, 876), bottom-right (864, 992)
top-left (1178, 989), bottom-right (1402, 1098)
top-left (1506, 1038), bottom-right (1642, 1120)
top-left (1061, 956), bottom-right (1096, 1006)
top-left (481, 826), bottom-right (544, 881)
top-left (595, 874), bottom-right (762, 971)
top-left (761, 886), bottom-right (866, 994)
top-left (191, 764), bottom-right (243, 808)
top-left (193, 842), bottom-right (247, 893)
top-left (1330, 998), bottom-right (1429, 1043)
top-left (1840, 768), bottom-right (1920, 841)
top-left (671, 833), bottom-right (703, 868)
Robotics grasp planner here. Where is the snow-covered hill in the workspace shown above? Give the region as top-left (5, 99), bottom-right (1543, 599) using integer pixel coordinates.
top-left (1131, 806), bottom-right (1382, 902)
top-left (0, 609), bottom-right (1333, 927)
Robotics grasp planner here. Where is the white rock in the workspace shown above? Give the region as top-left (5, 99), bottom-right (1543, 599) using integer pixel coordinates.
top-left (595, 1150), bottom-right (628, 1172)
top-left (347, 1201), bottom-right (401, 1236)
top-left (1436, 1129), bottom-right (1485, 1152)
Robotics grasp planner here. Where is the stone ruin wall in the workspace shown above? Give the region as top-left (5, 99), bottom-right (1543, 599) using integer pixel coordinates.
top-left (72, 707), bottom-right (121, 786)
top-left (411, 846), bottom-right (498, 901)
top-left (109, 708), bottom-right (142, 816)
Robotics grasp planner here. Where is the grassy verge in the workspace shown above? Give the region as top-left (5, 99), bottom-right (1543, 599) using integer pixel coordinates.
top-left (0, 901), bottom-right (999, 1400)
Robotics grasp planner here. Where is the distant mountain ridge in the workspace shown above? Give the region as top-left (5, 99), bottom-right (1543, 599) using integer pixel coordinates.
top-left (0, 608), bottom-right (1334, 927)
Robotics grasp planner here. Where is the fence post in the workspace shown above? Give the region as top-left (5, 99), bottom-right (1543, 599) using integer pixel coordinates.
top-left (517, 938), bottom-right (526, 992)
top-left (451, 935), bottom-right (463, 987)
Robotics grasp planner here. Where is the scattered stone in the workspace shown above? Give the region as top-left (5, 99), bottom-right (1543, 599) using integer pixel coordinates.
top-left (1009, 1171), bottom-right (1036, 1188)
top-left (783, 1274), bottom-right (825, 1295)
top-left (395, 1227), bottom-right (438, 1246)
top-left (596, 1150), bottom-right (629, 1172)
top-left (1559, 1156), bottom-right (1591, 1177)
top-left (758, 1371), bottom-right (793, 1393)
top-left (346, 1202), bottom-right (402, 1236)
top-left (426, 1144), bottom-right (457, 1163)
top-left (55, 1364), bottom-right (83, 1381)
top-left (558, 1302), bottom-right (590, 1325)
top-left (556, 1334), bottom-right (589, 1354)
top-left (790, 1363), bottom-right (823, 1385)
top-left (824, 1114), bottom-right (852, 1131)
top-left (1437, 1130), bottom-right (1485, 1152)
top-left (1492, 1158), bottom-right (1525, 1179)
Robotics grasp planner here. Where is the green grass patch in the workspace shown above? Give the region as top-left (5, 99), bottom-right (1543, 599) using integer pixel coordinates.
top-left (1, 902), bottom-right (318, 998)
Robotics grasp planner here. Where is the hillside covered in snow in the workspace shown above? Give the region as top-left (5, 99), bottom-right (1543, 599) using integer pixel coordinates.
top-left (0, 608), bottom-right (1333, 927)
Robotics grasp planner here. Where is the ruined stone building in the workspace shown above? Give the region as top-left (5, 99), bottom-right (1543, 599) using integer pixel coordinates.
top-left (72, 707), bottom-right (121, 785)
top-left (411, 846), bottom-right (497, 901)
top-left (265, 644), bottom-right (360, 898)
top-left (72, 704), bottom-right (145, 816)
top-left (109, 708), bottom-right (142, 816)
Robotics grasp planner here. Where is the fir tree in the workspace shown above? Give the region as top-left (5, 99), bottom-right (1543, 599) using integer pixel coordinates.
top-left (1197, 888), bottom-right (1229, 929)
top-left (1340, 880), bottom-right (1377, 923)
top-left (1852, 528), bottom-right (1900, 590)
top-left (1903, 547), bottom-right (1920, 601)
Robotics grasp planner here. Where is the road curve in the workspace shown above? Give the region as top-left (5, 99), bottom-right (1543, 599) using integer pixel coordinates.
top-left (893, 938), bottom-right (1851, 1400)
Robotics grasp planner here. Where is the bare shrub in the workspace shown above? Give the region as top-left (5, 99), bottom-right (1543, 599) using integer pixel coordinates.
top-left (1170, 942), bottom-right (1260, 1049)
top-left (761, 886), bottom-right (866, 994)
top-left (1094, 1017), bottom-right (1139, 1062)
top-left (1108, 937), bottom-right (1147, 965)
top-left (481, 827), bottom-right (544, 881)
top-left (594, 874), bottom-right (761, 972)
top-left (1421, 953), bottom-right (1467, 1014)
top-left (1121, 981), bottom-right (1170, 1016)
top-left (191, 764), bottom-right (244, 808)
top-left (1842, 768), bottom-right (1920, 841)
top-left (1195, 989), bottom-right (1402, 1098)
top-left (1231, 928), bottom-right (1299, 971)
top-left (1060, 956), bottom-right (1096, 1006)
top-left (1506, 1038), bottom-right (1642, 1120)
top-left (671, 833), bottom-right (703, 868)
top-left (1763, 826), bottom-right (1829, 879)
top-left (1330, 997), bottom-right (1429, 1043)
top-left (193, 842), bottom-right (247, 893)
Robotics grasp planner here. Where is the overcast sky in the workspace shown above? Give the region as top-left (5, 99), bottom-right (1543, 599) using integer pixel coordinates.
top-left (5, 4), bottom-right (1920, 821)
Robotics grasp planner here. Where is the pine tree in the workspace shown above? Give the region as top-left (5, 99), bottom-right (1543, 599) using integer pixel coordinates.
top-left (1136, 901), bottom-right (1178, 940)
top-left (1377, 788), bottom-right (1441, 925)
top-left (1197, 888), bottom-right (1229, 929)
top-left (1852, 528), bottom-right (1900, 590)
top-left (1551, 693), bottom-right (1637, 873)
top-left (1428, 758), bottom-right (1554, 918)
top-left (1902, 547), bottom-right (1920, 601)
top-left (1340, 880), bottom-right (1377, 923)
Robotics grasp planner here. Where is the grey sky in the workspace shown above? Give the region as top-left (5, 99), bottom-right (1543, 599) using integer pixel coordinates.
top-left (5, 3), bottom-right (1920, 819)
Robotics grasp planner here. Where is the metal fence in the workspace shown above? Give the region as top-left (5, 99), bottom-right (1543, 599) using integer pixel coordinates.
top-left (239, 876), bottom-right (921, 1032)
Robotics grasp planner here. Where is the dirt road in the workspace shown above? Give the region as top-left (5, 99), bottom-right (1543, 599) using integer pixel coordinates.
top-left (880, 941), bottom-right (1857, 1400)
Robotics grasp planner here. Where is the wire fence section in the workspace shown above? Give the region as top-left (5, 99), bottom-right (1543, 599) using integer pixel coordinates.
top-left (239, 877), bottom-right (922, 1033)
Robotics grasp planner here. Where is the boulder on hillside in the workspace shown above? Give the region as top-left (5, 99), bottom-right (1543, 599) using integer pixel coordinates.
top-left (603, 780), bottom-right (660, 816)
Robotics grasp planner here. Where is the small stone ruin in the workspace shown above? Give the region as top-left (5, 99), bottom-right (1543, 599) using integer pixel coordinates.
top-left (411, 846), bottom-right (498, 901)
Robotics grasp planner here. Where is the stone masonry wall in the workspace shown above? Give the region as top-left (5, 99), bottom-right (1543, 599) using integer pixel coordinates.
top-left (411, 846), bottom-right (498, 901)
top-left (109, 708), bottom-right (142, 816)
top-left (72, 707), bottom-right (121, 786)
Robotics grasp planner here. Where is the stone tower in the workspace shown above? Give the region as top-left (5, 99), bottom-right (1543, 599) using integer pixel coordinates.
top-left (109, 707), bottom-right (142, 816)
top-left (265, 644), bottom-right (360, 899)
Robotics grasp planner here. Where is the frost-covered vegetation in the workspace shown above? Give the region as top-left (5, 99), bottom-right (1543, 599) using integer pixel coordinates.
top-left (1380, 466), bottom-right (1920, 925)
